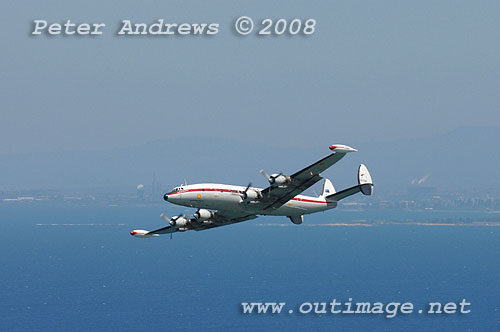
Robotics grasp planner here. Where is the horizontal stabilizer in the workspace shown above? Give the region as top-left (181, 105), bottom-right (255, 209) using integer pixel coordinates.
top-left (325, 164), bottom-right (373, 201)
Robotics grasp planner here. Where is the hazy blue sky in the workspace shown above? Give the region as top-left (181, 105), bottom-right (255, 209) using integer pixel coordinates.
top-left (1, 1), bottom-right (499, 154)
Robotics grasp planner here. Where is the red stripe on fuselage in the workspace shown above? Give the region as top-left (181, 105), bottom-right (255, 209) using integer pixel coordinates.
top-left (169, 188), bottom-right (244, 195)
top-left (291, 197), bottom-right (326, 204)
top-left (167, 188), bottom-right (326, 204)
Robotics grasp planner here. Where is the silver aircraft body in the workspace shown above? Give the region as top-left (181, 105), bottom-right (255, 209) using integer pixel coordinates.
top-left (131, 144), bottom-right (374, 237)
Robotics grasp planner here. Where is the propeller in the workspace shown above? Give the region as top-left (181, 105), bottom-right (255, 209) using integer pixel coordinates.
top-left (241, 182), bottom-right (252, 200)
top-left (260, 170), bottom-right (283, 185)
top-left (161, 213), bottom-right (179, 239)
top-left (183, 209), bottom-right (194, 219)
top-left (260, 170), bottom-right (273, 197)
top-left (260, 170), bottom-right (272, 183)
top-left (160, 213), bottom-right (171, 224)
top-left (161, 213), bottom-right (182, 226)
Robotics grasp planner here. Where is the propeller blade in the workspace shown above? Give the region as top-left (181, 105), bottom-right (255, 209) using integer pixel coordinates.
top-left (241, 182), bottom-right (252, 200)
top-left (160, 213), bottom-right (171, 223)
top-left (260, 169), bottom-right (271, 181)
top-left (161, 213), bottom-right (182, 226)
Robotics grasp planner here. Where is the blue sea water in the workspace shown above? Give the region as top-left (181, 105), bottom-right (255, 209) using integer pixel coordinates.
top-left (1, 206), bottom-right (500, 331)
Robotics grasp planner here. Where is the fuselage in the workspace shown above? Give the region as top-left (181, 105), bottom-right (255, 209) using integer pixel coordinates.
top-left (164, 183), bottom-right (337, 216)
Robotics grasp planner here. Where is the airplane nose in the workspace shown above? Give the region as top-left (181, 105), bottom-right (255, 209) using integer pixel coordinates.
top-left (163, 194), bottom-right (168, 201)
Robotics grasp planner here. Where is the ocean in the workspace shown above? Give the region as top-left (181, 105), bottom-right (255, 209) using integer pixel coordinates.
top-left (1, 205), bottom-right (499, 331)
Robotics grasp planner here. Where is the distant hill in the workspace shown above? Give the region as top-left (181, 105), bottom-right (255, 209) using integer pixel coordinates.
top-left (357, 126), bottom-right (500, 192)
top-left (0, 126), bottom-right (499, 194)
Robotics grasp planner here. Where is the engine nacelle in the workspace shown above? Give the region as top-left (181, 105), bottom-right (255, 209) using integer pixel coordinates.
top-left (270, 174), bottom-right (291, 186)
top-left (244, 189), bottom-right (260, 200)
top-left (194, 209), bottom-right (214, 221)
top-left (171, 216), bottom-right (189, 227)
top-left (241, 188), bottom-right (262, 202)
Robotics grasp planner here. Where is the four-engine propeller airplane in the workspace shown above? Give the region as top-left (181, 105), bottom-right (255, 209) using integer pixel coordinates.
top-left (130, 144), bottom-right (373, 238)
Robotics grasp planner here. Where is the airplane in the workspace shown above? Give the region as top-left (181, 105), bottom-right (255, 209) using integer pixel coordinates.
top-left (130, 144), bottom-right (373, 238)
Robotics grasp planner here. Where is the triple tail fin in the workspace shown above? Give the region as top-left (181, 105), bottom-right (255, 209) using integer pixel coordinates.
top-left (320, 178), bottom-right (336, 197)
top-left (324, 164), bottom-right (374, 202)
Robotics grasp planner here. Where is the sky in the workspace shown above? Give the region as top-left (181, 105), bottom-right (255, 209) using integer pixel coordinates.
top-left (1, 1), bottom-right (500, 154)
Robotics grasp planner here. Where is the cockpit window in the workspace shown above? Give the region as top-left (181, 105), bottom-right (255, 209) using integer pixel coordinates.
top-left (168, 186), bottom-right (185, 195)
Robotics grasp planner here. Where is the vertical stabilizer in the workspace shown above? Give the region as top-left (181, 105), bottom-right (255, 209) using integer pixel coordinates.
top-left (321, 179), bottom-right (336, 197)
top-left (358, 164), bottom-right (374, 195)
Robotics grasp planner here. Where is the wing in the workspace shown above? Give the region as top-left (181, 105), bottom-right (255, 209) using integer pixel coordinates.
top-left (192, 210), bottom-right (258, 231)
top-left (258, 145), bottom-right (357, 210)
top-left (146, 211), bottom-right (257, 235)
top-left (147, 225), bottom-right (176, 235)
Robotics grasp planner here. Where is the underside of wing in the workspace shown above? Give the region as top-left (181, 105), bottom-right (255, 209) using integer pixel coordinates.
top-left (259, 173), bottom-right (323, 210)
top-left (193, 211), bottom-right (258, 231)
top-left (147, 225), bottom-right (176, 235)
top-left (258, 145), bottom-right (356, 210)
top-left (132, 210), bottom-right (257, 237)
